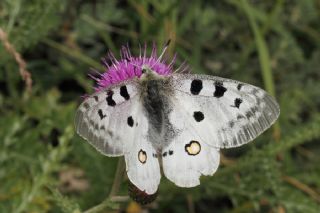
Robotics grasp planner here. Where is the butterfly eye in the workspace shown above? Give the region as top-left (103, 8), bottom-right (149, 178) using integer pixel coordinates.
top-left (141, 68), bottom-right (147, 74)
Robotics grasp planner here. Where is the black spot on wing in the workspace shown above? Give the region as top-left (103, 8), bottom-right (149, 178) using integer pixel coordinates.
top-left (190, 79), bottom-right (203, 95)
top-left (98, 109), bottom-right (106, 120)
top-left (120, 85), bottom-right (130, 100)
top-left (162, 152), bottom-right (167, 157)
top-left (193, 111), bottom-right (204, 122)
top-left (169, 150), bottom-right (174, 155)
top-left (234, 98), bottom-right (243, 108)
top-left (237, 84), bottom-right (243, 91)
top-left (127, 116), bottom-right (134, 127)
top-left (214, 81), bottom-right (227, 98)
top-left (106, 90), bottom-right (116, 106)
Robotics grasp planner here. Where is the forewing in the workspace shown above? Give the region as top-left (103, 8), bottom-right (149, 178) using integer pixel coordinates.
top-left (169, 73), bottom-right (280, 148)
top-left (75, 80), bottom-right (161, 193)
top-left (75, 81), bottom-right (141, 156)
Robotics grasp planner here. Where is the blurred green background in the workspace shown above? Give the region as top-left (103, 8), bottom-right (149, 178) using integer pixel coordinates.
top-left (1, 0), bottom-right (320, 212)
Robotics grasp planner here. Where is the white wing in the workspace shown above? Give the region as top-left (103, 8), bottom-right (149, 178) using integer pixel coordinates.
top-left (161, 117), bottom-right (220, 187)
top-left (125, 123), bottom-right (161, 194)
top-left (169, 73), bottom-right (280, 148)
top-left (161, 73), bottom-right (279, 187)
top-left (75, 81), bottom-right (139, 156)
top-left (122, 95), bottom-right (161, 194)
top-left (75, 81), bottom-right (160, 194)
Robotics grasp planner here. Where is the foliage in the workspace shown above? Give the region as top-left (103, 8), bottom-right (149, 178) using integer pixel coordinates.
top-left (1, 0), bottom-right (320, 212)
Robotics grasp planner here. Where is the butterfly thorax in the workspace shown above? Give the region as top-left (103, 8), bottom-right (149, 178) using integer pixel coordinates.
top-left (139, 69), bottom-right (175, 151)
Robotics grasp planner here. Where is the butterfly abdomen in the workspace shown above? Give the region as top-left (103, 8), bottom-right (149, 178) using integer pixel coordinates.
top-left (128, 180), bottom-right (158, 205)
top-left (144, 80), bottom-right (166, 132)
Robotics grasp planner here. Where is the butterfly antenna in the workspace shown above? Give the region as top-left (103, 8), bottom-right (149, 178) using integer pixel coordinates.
top-left (150, 39), bottom-right (171, 69)
top-left (158, 39), bottom-right (171, 61)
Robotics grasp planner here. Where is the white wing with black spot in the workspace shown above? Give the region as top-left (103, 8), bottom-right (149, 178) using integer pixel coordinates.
top-left (124, 114), bottom-right (161, 194)
top-left (75, 81), bottom-right (140, 156)
top-left (161, 106), bottom-right (220, 187)
top-left (169, 73), bottom-right (280, 149)
top-left (75, 80), bottom-right (161, 194)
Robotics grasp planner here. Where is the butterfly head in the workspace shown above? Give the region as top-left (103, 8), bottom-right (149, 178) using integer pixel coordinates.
top-left (140, 65), bottom-right (163, 80)
top-left (141, 64), bottom-right (151, 74)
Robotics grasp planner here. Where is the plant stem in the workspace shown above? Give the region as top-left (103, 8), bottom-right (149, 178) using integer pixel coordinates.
top-left (84, 157), bottom-right (126, 213)
top-left (109, 157), bottom-right (125, 197)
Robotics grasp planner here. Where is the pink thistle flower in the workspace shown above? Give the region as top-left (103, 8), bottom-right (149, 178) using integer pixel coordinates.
top-left (94, 42), bottom-right (176, 91)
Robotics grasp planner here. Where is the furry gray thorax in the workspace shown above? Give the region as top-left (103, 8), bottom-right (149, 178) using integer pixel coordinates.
top-left (139, 69), bottom-right (176, 151)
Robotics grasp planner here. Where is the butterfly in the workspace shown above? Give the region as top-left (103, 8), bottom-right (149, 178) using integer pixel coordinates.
top-left (74, 42), bottom-right (280, 201)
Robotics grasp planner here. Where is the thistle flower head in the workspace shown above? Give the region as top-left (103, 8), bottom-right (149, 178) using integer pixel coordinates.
top-left (95, 43), bottom-right (175, 91)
